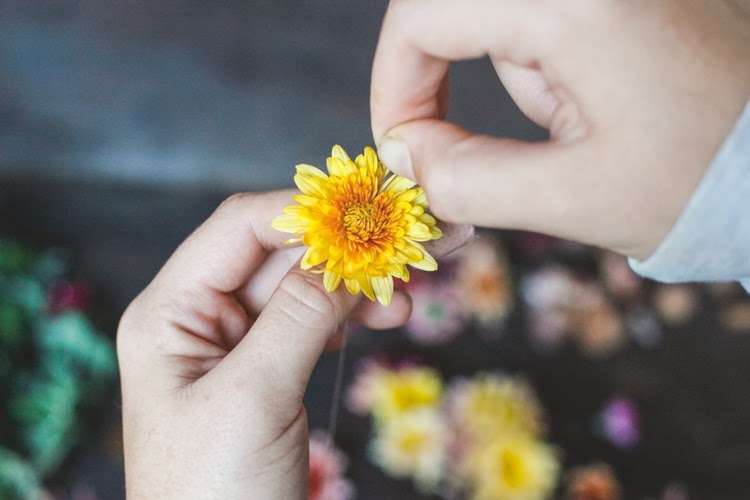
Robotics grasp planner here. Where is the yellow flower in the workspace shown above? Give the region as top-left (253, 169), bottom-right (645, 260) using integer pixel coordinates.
top-left (449, 374), bottom-right (544, 442)
top-left (272, 145), bottom-right (443, 305)
top-left (468, 436), bottom-right (559, 500)
top-left (370, 408), bottom-right (447, 492)
top-left (371, 366), bottom-right (443, 423)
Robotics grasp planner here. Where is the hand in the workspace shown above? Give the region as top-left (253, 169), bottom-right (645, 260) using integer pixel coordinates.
top-left (117, 191), bottom-right (414, 499)
top-left (371, 0), bottom-right (750, 260)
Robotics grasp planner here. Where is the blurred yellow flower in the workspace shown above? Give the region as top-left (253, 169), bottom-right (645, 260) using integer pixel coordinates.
top-left (372, 366), bottom-right (443, 422)
top-left (272, 145), bottom-right (442, 305)
top-left (468, 436), bottom-right (559, 500)
top-left (371, 408), bottom-right (447, 492)
top-left (449, 374), bottom-right (544, 441)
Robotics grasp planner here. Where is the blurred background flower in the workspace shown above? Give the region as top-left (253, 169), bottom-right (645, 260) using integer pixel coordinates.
top-left (455, 238), bottom-right (514, 329)
top-left (566, 463), bottom-right (621, 500)
top-left (405, 277), bottom-right (468, 345)
top-left (597, 398), bottom-right (640, 450)
top-left (464, 436), bottom-right (558, 500)
top-left (370, 408), bottom-right (448, 493)
top-left (308, 432), bottom-right (354, 500)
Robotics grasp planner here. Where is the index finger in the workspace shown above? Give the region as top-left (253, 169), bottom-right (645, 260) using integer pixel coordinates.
top-left (156, 190), bottom-right (298, 294)
top-left (370, 0), bottom-right (545, 141)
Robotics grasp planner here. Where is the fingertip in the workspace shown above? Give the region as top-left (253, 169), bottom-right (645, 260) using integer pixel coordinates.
top-left (354, 290), bottom-right (412, 330)
top-left (425, 223), bottom-right (475, 258)
top-left (378, 136), bottom-right (415, 179)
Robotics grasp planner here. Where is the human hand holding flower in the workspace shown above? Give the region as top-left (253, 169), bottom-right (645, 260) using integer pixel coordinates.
top-left (372, 0), bottom-right (750, 260)
top-left (117, 190), bottom-right (423, 499)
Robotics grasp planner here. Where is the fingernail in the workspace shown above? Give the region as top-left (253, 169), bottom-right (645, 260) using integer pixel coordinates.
top-left (377, 136), bottom-right (414, 179)
top-left (424, 224), bottom-right (476, 257)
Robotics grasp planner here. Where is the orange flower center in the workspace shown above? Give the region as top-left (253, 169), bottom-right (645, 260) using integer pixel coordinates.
top-left (337, 192), bottom-right (396, 250)
top-left (343, 204), bottom-right (376, 240)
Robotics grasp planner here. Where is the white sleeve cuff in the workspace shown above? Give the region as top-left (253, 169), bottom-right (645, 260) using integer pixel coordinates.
top-left (629, 100), bottom-right (750, 287)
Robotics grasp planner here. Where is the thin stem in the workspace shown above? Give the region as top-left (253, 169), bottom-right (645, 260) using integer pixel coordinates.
top-left (326, 323), bottom-right (350, 446)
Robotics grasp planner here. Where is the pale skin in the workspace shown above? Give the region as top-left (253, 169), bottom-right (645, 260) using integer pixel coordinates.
top-left (119, 1), bottom-right (750, 498)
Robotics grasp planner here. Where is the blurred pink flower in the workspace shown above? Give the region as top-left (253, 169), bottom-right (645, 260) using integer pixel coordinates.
top-left (599, 398), bottom-right (640, 450)
top-left (522, 267), bottom-right (625, 357)
top-left (600, 252), bottom-right (642, 300)
top-left (48, 281), bottom-right (90, 314)
top-left (406, 280), bottom-right (468, 345)
top-left (345, 358), bottom-right (388, 416)
top-left (309, 432), bottom-right (354, 500)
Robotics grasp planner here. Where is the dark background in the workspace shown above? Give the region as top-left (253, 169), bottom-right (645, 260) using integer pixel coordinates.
top-left (2, 2), bottom-right (750, 499)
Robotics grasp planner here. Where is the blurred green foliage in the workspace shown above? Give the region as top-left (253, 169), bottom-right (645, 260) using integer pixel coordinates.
top-left (0, 240), bottom-right (116, 499)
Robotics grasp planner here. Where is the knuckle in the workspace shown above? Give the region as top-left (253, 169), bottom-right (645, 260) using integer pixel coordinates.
top-left (217, 192), bottom-right (254, 215)
top-left (116, 291), bottom-right (148, 357)
top-left (277, 271), bottom-right (338, 329)
top-left (384, 0), bottom-right (421, 38)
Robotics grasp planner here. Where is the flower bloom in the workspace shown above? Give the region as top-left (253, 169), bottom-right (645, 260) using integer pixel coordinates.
top-left (308, 432), bottom-right (354, 500)
top-left (406, 278), bottom-right (467, 345)
top-left (447, 374), bottom-right (545, 442)
top-left (371, 366), bottom-right (443, 423)
top-left (522, 266), bottom-right (625, 358)
top-left (455, 238), bottom-right (514, 326)
top-left (598, 398), bottom-right (640, 449)
top-left (370, 408), bottom-right (448, 492)
top-left (466, 435), bottom-right (559, 500)
top-left (566, 463), bottom-right (621, 500)
top-left (345, 359), bottom-right (389, 416)
top-left (48, 281), bottom-right (90, 314)
top-left (272, 145), bottom-right (442, 305)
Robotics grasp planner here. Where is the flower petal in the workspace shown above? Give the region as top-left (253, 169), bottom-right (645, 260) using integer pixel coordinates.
top-left (301, 247), bottom-right (327, 270)
top-left (331, 144), bottom-right (352, 162)
top-left (345, 278), bottom-right (361, 295)
top-left (323, 270), bottom-right (342, 292)
top-left (327, 156), bottom-right (357, 177)
top-left (407, 222), bottom-right (433, 241)
top-left (382, 175), bottom-right (417, 195)
top-left (409, 250), bottom-right (438, 271)
top-left (295, 163), bottom-right (328, 178)
top-left (271, 214), bottom-right (307, 233)
top-left (294, 173), bottom-right (328, 197)
top-left (293, 194), bottom-right (321, 207)
top-left (359, 276), bottom-right (376, 301)
top-left (371, 276), bottom-right (394, 306)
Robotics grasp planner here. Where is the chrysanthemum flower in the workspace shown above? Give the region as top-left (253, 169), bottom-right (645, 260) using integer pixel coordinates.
top-left (272, 145), bottom-right (443, 305)
top-left (467, 436), bottom-right (559, 500)
top-left (371, 366), bottom-right (443, 423)
top-left (308, 432), bottom-right (354, 500)
top-left (370, 408), bottom-right (448, 492)
top-left (455, 238), bottom-right (513, 326)
top-left (406, 278), bottom-right (467, 345)
top-left (447, 374), bottom-right (545, 442)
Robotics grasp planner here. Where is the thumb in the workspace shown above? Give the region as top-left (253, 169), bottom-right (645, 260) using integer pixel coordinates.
top-left (213, 268), bottom-right (359, 404)
top-left (376, 118), bottom-right (595, 243)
